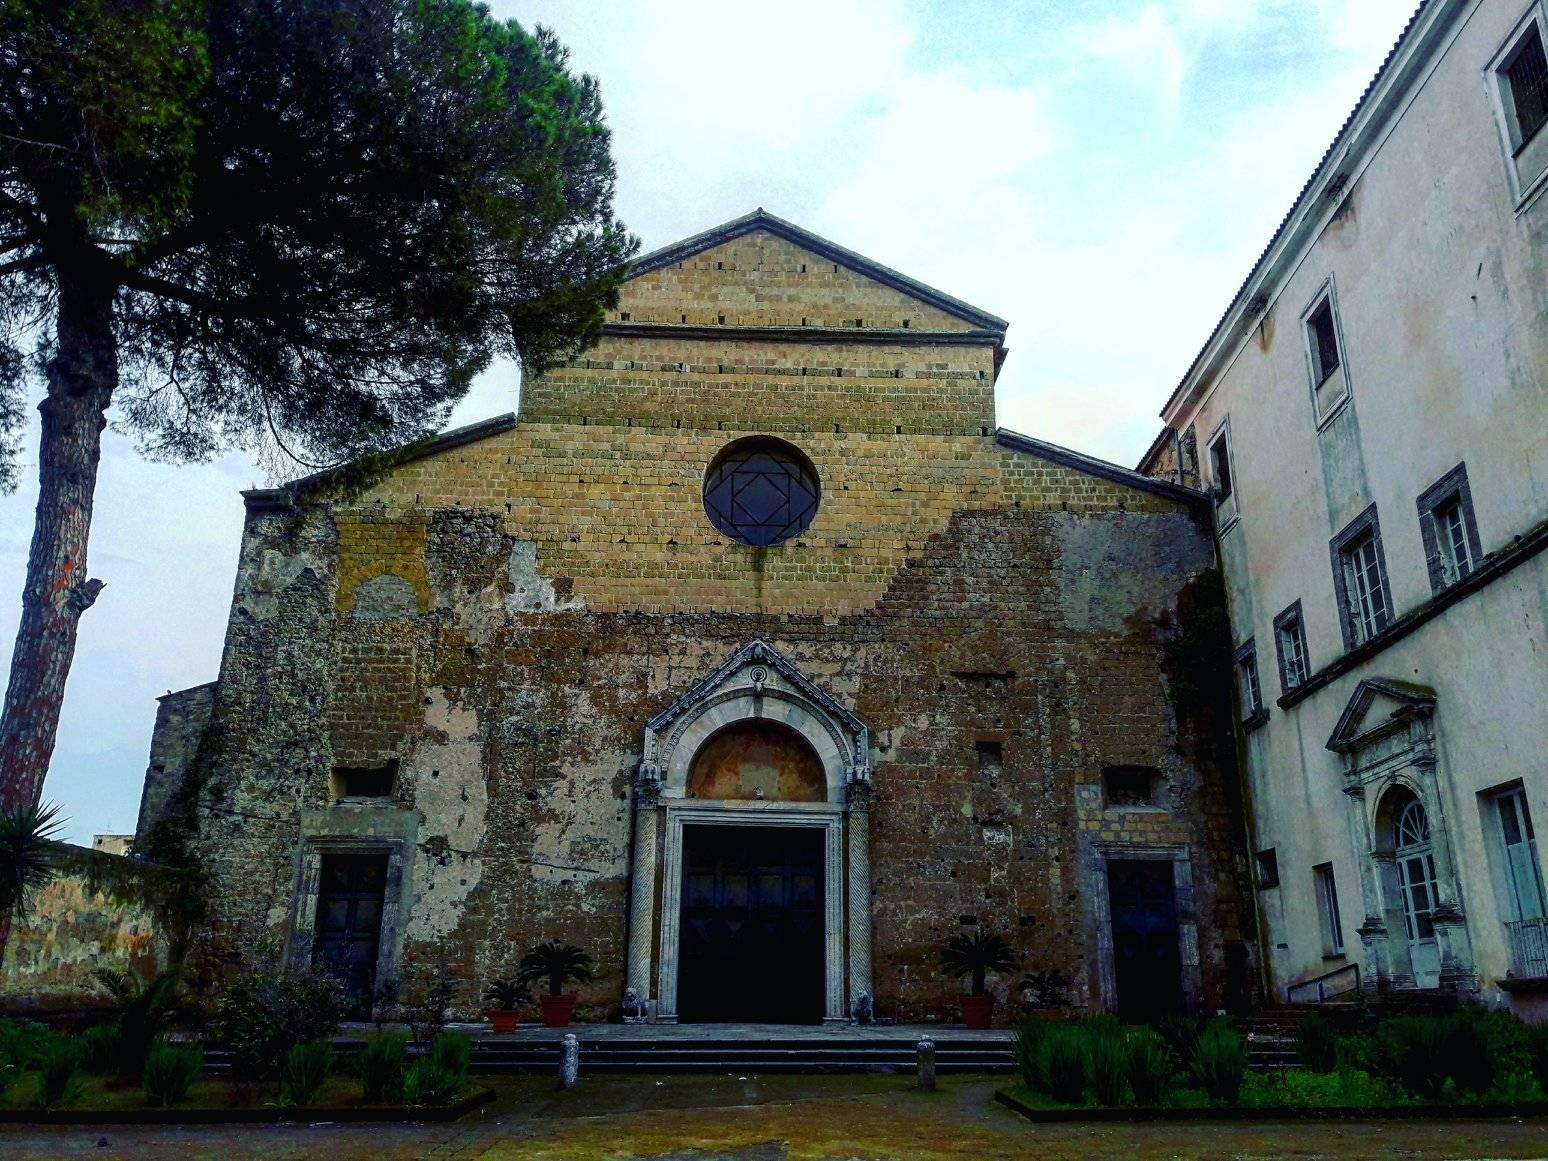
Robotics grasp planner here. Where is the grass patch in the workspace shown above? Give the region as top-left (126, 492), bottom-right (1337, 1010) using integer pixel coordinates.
top-left (0, 1072), bottom-right (481, 1112)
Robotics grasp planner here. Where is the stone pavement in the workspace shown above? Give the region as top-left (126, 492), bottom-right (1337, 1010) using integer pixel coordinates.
top-left (4, 1074), bottom-right (1548, 1160)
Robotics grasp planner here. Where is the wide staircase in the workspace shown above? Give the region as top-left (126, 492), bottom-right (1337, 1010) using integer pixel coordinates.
top-left (467, 1034), bottom-right (1014, 1074)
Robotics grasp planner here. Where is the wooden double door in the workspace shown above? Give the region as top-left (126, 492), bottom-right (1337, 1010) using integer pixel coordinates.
top-left (676, 825), bottom-right (825, 1023)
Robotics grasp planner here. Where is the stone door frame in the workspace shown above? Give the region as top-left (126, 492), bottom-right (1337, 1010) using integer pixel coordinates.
top-left (624, 640), bottom-right (872, 1024)
top-left (656, 803), bottom-right (846, 1022)
top-left (1089, 842), bottom-right (1202, 1014)
top-left (285, 834), bottom-right (410, 1000)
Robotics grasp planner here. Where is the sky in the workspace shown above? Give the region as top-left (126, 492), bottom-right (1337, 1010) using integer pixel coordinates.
top-left (0, 0), bottom-right (1418, 844)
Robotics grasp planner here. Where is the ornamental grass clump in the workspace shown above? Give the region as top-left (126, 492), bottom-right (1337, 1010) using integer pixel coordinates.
top-left (1012, 1019), bottom-right (1049, 1090)
top-left (1367, 1015), bottom-right (1448, 1099)
top-left (1295, 1012), bottom-right (1338, 1073)
top-left (76, 1024), bottom-right (121, 1076)
top-left (34, 1035), bottom-right (81, 1109)
top-left (359, 1032), bottom-right (408, 1103)
top-left (1037, 1022), bottom-right (1089, 1104)
top-left (430, 1032), bottom-right (471, 1086)
top-left (1085, 1026), bottom-right (1129, 1106)
top-left (142, 1042), bottom-right (203, 1107)
top-left (281, 1037), bottom-right (333, 1105)
top-left (1191, 1019), bottom-right (1247, 1104)
top-left (1125, 1027), bottom-right (1173, 1105)
top-left (403, 1058), bottom-right (461, 1105)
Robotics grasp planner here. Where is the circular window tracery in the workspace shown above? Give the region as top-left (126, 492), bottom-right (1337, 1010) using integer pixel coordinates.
top-left (702, 437), bottom-right (820, 547)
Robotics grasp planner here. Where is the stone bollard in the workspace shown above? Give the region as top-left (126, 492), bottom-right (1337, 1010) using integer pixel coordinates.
top-left (560, 1033), bottom-right (579, 1089)
top-left (916, 1038), bottom-right (936, 1091)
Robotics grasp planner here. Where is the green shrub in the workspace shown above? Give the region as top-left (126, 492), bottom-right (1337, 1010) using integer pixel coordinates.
top-left (1037, 1023), bottom-right (1088, 1104)
top-left (1367, 1016), bottom-right (1448, 1099)
top-left (34, 1036), bottom-right (81, 1109)
top-left (1528, 1023), bottom-right (1548, 1095)
top-left (1295, 1012), bottom-right (1337, 1073)
top-left (1086, 1026), bottom-right (1129, 1106)
top-left (0, 1018), bottom-right (50, 1071)
top-left (403, 1058), bottom-right (461, 1105)
top-left (1153, 1013), bottom-right (1203, 1075)
top-left (1012, 1019), bottom-right (1050, 1089)
top-left (1192, 1019), bottom-right (1247, 1104)
top-left (430, 1032), bottom-right (471, 1085)
top-left (1442, 1009), bottom-right (1494, 1096)
top-left (1125, 1027), bottom-right (1173, 1105)
top-left (76, 1024), bottom-right (121, 1075)
top-left (94, 967), bottom-right (182, 1078)
top-left (214, 968), bottom-right (345, 1080)
top-left (359, 1032), bottom-right (408, 1103)
top-left (281, 1037), bottom-right (333, 1105)
top-left (142, 1042), bottom-right (203, 1107)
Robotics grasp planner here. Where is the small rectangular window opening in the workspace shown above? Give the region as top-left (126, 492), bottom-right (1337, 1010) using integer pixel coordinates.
top-left (1275, 606), bottom-right (1309, 693)
top-left (1314, 863), bottom-right (1345, 954)
top-left (1209, 430), bottom-right (1233, 504)
top-left (1236, 643), bottom-right (1263, 718)
top-left (975, 740), bottom-right (1004, 772)
top-left (1504, 22), bottom-right (1548, 148)
top-left (1255, 848), bottom-right (1280, 890)
top-left (1308, 299), bottom-right (1341, 385)
top-left (1103, 765), bottom-right (1161, 808)
top-left (332, 760), bottom-right (398, 799)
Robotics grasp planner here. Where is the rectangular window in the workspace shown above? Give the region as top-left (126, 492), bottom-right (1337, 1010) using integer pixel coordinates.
top-left (1417, 464), bottom-right (1483, 595)
top-left (1255, 848), bottom-right (1280, 890)
top-left (1314, 863), bottom-right (1345, 954)
top-left (1493, 786), bottom-right (1546, 923)
top-left (1330, 505), bottom-right (1392, 650)
top-left (1307, 300), bottom-right (1341, 384)
top-left (1274, 601), bottom-right (1310, 694)
top-left (1302, 283), bottom-right (1349, 422)
top-left (1234, 639), bottom-right (1264, 724)
top-left (1504, 20), bottom-right (1548, 150)
top-left (1209, 428), bottom-right (1233, 505)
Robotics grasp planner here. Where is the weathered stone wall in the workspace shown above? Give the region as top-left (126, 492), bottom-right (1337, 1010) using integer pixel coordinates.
top-left (176, 225), bottom-right (1253, 1021)
top-left (0, 846), bottom-right (185, 1010)
top-left (135, 682), bottom-right (216, 846)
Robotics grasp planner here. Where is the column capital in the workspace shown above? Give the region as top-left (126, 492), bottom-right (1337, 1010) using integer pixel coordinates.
top-left (847, 778), bottom-right (873, 812)
top-left (635, 761), bottom-right (662, 807)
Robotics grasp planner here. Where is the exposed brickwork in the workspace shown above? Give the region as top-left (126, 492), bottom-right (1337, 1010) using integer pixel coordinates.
top-left (171, 221), bottom-right (1253, 1024)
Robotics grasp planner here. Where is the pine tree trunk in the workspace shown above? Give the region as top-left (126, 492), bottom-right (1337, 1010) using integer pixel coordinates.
top-left (0, 270), bottom-right (116, 809)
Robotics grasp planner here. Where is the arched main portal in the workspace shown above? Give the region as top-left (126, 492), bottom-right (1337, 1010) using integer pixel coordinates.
top-left (624, 641), bottom-right (871, 1024)
top-left (1376, 787), bottom-right (1442, 988)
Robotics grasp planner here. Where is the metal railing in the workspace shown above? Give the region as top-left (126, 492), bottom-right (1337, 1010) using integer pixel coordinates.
top-left (1506, 918), bottom-right (1548, 979)
top-left (1286, 961), bottom-right (1361, 1005)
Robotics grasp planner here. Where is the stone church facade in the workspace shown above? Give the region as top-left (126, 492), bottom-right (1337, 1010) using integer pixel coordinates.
top-left (139, 211), bottom-right (1255, 1023)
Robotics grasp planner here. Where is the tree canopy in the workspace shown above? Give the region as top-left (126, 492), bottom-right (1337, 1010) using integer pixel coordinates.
top-left (0, 0), bottom-right (636, 806)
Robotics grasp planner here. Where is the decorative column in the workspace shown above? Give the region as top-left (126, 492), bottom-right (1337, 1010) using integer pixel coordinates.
top-left (846, 775), bottom-right (874, 1018)
top-left (625, 763), bottom-right (662, 1010)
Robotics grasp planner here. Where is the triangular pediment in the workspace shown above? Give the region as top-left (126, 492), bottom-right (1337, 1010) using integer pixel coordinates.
top-left (646, 639), bottom-right (865, 741)
top-left (1326, 677), bottom-right (1437, 753)
top-left (617, 210), bottom-right (1006, 333)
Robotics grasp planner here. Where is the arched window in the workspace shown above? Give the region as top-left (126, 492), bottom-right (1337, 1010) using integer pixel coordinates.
top-left (703, 437), bottom-right (820, 547)
top-left (1393, 797), bottom-right (1439, 944)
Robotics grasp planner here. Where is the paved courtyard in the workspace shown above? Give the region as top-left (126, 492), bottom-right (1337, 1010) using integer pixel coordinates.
top-left (4, 1074), bottom-right (1548, 1160)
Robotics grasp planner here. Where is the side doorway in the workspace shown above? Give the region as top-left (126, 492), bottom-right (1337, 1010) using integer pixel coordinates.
top-left (312, 850), bottom-right (389, 1013)
top-left (1107, 859), bottom-right (1185, 1023)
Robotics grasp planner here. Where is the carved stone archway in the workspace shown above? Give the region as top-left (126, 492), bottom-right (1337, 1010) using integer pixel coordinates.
top-left (1328, 677), bottom-right (1474, 994)
top-left (624, 641), bottom-right (871, 1023)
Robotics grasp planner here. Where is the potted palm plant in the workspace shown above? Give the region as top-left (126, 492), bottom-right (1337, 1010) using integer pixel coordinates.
top-left (517, 940), bottom-right (594, 1028)
top-left (938, 930), bottom-right (1017, 1029)
top-left (482, 976), bottom-right (532, 1034)
top-left (1018, 966), bottom-right (1072, 1019)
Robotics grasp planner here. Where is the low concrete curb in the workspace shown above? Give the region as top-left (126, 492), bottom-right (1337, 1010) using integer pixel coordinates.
top-left (0, 1086), bottom-right (494, 1125)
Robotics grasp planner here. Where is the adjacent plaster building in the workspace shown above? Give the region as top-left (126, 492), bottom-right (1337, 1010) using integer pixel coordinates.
top-left (1141, 0), bottom-right (1548, 1016)
top-left (138, 212), bottom-right (1256, 1024)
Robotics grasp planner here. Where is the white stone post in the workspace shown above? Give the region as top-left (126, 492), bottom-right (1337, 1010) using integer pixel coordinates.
top-left (625, 764), bottom-right (661, 1010)
top-left (847, 777), bottom-right (874, 1014)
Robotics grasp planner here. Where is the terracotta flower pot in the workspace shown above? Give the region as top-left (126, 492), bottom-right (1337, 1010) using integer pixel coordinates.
top-left (539, 992), bottom-right (578, 1028)
top-left (960, 993), bottom-right (996, 1029)
top-left (489, 1009), bottom-right (520, 1034)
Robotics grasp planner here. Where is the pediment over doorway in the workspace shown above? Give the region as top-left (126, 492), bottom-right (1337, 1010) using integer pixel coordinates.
top-left (641, 641), bottom-right (869, 802)
top-left (1326, 677), bottom-right (1437, 754)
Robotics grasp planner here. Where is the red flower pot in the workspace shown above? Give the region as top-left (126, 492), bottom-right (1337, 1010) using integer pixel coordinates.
top-left (960, 993), bottom-right (996, 1029)
top-left (489, 1009), bottom-right (520, 1034)
top-left (539, 993), bottom-right (578, 1028)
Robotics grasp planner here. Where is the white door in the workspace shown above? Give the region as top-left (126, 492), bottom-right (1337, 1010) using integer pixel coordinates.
top-left (1395, 799), bottom-right (1441, 988)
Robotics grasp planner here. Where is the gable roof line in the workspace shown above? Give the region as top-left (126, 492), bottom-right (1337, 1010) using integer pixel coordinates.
top-left (630, 208), bottom-right (1009, 333)
top-left (1326, 676), bottom-right (1437, 753)
top-left (243, 412), bottom-right (518, 509)
top-left (1155, 0), bottom-right (1451, 425)
top-left (995, 427), bottom-right (1209, 508)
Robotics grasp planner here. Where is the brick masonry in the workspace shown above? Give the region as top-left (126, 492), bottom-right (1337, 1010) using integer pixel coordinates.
top-left (158, 223), bottom-right (1255, 1022)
